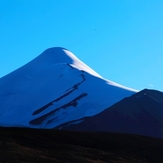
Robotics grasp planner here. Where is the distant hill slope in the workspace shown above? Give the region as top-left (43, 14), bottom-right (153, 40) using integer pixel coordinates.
top-left (59, 89), bottom-right (163, 138)
top-left (0, 127), bottom-right (163, 163)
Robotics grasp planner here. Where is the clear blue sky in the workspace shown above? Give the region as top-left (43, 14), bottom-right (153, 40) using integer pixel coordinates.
top-left (0, 0), bottom-right (163, 91)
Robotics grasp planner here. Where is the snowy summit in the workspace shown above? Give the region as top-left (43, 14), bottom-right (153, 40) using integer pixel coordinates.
top-left (0, 47), bottom-right (136, 128)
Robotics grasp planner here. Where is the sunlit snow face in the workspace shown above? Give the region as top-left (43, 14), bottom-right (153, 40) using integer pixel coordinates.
top-left (63, 49), bottom-right (137, 92)
top-left (63, 49), bottom-right (102, 78)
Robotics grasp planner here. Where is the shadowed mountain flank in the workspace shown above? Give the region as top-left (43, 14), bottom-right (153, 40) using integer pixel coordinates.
top-left (58, 89), bottom-right (163, 138)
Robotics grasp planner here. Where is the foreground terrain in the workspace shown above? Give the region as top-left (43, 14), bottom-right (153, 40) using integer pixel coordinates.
top-left (0, 127), bottom-right (163, 163)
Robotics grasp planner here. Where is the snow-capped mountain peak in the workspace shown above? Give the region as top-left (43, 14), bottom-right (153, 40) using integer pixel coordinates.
top-left (0, 47), bottom-right (136, 128)
top-left (32, 47), bottom-right (102, 78)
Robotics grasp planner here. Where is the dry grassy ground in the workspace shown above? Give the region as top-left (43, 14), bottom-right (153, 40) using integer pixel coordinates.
top-left (0, 127), bottom-right (163, 163)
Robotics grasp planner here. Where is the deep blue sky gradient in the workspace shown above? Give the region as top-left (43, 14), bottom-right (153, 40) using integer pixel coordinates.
top-left (0, 0), bottom-right (163, 91)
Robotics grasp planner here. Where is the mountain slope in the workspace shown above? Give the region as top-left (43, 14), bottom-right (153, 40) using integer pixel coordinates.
top-left (59, 89), bottom-right (163, 138)
top-left (0, 47), bottom-right (136, 128)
